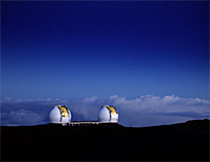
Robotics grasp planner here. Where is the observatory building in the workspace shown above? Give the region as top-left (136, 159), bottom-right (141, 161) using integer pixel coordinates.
top-left (49, 105), bottom-right (71, 126)
top-left (49, 105), bottom-right (119, 126)
top-left (98, 105), bottom-right (119, 123)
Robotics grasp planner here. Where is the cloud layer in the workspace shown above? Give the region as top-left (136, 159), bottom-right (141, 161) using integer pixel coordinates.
top-left (1, 95), bottom-right (209, 127)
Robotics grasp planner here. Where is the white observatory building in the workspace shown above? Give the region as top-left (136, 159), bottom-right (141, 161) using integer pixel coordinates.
top-left (49, 105), bottom-right (71, 126)
top-left (98, 105), bottom-right (119, 123)
top-left (49, 105), bottom-right (119, 126)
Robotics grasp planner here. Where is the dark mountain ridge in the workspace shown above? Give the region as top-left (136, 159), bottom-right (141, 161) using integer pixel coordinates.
top-left (1, 119), bottom-right (209, 161)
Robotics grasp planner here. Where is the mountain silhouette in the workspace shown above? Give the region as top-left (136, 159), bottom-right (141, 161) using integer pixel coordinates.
top-left (1, 119), bottom-right (209, 161)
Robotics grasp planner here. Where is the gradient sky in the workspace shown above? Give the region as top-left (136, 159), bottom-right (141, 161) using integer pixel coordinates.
top-left (1, 1), bottom-right (209, 126)
top-left (2, 1), bottom-right (209, 101)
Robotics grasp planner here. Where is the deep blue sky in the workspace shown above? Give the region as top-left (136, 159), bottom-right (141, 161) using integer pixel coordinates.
top-left (2, 1), bottom-right (209, 101)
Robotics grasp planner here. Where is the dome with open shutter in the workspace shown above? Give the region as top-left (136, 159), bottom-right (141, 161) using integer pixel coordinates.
top-left (98, 105), bottom-right (119, 123)
top-left (49, 105), bottom-right (71, 125)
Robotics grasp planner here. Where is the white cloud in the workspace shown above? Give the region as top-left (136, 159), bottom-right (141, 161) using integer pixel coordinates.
top-left (1, 109), bottom-right (47, 126)
top-left (83, 96), bottom-right (98, 102)
top-left (1, 95), bottom-right (209, 127)
top-left (46, 98), bottom-right (53, 101)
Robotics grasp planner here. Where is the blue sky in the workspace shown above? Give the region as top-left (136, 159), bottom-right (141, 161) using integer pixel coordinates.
top-left (1, 1), bottom-right (209, 126)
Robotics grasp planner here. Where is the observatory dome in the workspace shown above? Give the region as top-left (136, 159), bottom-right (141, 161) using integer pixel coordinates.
top-left (98, 105), bottom-right (119, 123)
top-left (49, 105), bottom-right (71, 125)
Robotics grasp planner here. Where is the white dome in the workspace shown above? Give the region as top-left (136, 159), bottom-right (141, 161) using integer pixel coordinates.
top-left (49, 105), bottom-right (71, 124)
top-left (98, 105), bottom-right (119, 123)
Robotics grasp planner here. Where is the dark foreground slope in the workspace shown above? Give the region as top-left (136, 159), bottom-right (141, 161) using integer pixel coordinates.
top-left (1, 119), bottom-right (209, 161)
